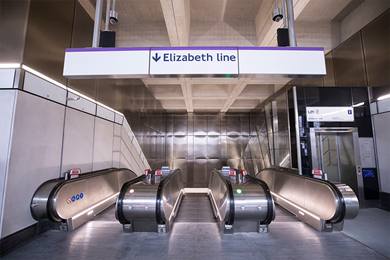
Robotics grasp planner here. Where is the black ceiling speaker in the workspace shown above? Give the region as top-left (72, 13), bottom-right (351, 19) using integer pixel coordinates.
top-left (277, 28), bottom-right (290, 47)
top-left (99, 31), bottom-right (116, 48)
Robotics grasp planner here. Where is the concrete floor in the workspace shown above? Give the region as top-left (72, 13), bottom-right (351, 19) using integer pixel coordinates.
top-left (3, 197), bottom-right (389, 260)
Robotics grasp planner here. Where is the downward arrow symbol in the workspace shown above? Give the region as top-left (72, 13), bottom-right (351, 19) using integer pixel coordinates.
top-left (152, 53), bottom-right (161, 62)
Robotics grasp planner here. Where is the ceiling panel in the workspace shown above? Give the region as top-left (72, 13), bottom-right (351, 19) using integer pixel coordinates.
top-left (192, 84), bottom-right (231, 97)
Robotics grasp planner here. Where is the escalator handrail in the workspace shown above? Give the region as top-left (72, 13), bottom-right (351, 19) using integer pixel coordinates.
top-left (211, 169), bottom-right (235, 226)
top-left (256, 167), bottom-right (346, 224)
top-left (245, 174), bottom-right (275, 225)
top-left (156, 168), bottom-right (181, 225)
top-left (45, 168), bottom-right (136, 223)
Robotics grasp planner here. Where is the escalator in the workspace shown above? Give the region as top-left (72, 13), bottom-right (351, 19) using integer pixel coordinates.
top-left (30, 168), bottom-right (140, 231)
top-left (255, 166), bottom-right (359, 231)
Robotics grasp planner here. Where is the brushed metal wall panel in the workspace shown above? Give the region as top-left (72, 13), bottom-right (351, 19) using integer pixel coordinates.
top-left (194, 136), bottom-right (207, 159)
top-left (361, 10), bottom-right (390, 87)
top-left (194, 159), bottom-right (207, 188)
top-left (0, 0), bottom-right (30, 63)
top-left (274, 130), bottom-right (290, 150)
top-left (221, 135), bottom-right (228, 159)
top-left (227, 136), bottom-right (240, 159)
top-left (228, 159), bottom-right (241, 169)
top-left (93, 117), bottom-right (114, 171)
top-left (97, 80), bottom-right (117, 109)
top-left (226, 114), bottom-right (240, 136)
top-left (67, 79), bottom-right (97, 100)
top-left (207, 135), bottom-right (221, 159)
top-left (323, 52), bottom-right (336, 86)
top-left (208, 113), bottom-right (221, 136)
top-left (240, 114), bottom-right (250, 136)
top-left (71, 1), bottom-right (93, 48)
top-left (207, 159), bottom-right (223, 175)
top-left (187, 113), bottom-right (194, 136)
top-left (23, 0), bottom-right (75, 85)
top-left (187, 135), bottom-right (194, 159)
top-left (194, 114), bottom-right (207, 135)
top-left (173, 136), bottom-right (187, 159)
top-left (333, 32), bottom-right (367, 87)
top-left (166, 115), bottom-right (174, 136)
top-left (165, 136), bottom-right (173, 160)
top-left (61, 107), bottom-right (94, 174)
top-left (174, 114), bottom-right (187, 136)
top-left (2, 91), bottom-right (64, 238)
top-left (174, 159), bottom-right (187, 183)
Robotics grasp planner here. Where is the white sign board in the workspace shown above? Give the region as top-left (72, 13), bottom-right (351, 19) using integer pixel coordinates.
top-left (63, 47), bottom-right (326, 78)
top-left (306, 107), bottom-right (354, 122)
top-left (63, 48), bottom-right (150, 78)
top-left (359, 138), bottom-right (376, 168)
top-left (239, 47), bottom-right (326, 76)
top-left (149, 47), bottom-right (238, 76)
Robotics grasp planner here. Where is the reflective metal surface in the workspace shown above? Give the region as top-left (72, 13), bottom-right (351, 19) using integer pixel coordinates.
top-left (208, 169), bottom-right (275, 233)
top-left (116, 169), bottom-right (184, 233)
top-left (31, 168), bottom-right (137, 230)
top-left (256, 166), bottom-right (359, 231)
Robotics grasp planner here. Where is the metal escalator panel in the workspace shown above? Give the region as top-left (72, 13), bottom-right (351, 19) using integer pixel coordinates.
top-left (30, 168), bottom-right (138, 231)
top-left (208, 168), bottom-right (275, 233)
top-left (115, 168), bottom-right (184, 233)
top-left (255, 166), bottom-right (359, 232)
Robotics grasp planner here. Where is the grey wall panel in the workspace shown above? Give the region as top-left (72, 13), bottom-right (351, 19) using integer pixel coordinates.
top-left (1, 91), bottom-right (64, 238)
top-left (112, 151), bottom-right (120, 168)
top-left (24, 72), bottom-right (67, 105)
top-left (0, 0), bottom-right (30, 63)
top-left (207, 136), bottom-right (221, 159)
top-left (373, 112), bottom-right (390, 193)
top-left (240, 114), bottom-right (250, 136)
top-left (0, 69), bottom-right (15, 89)
top-left (361, 10), bottom-right (390, 87)
top-left (67, 92), bottom-right (96, 115)
top-left (0, 90), bottom-right (17, 237)
top-left (114, 124), bottom-right (122, 137)
top-left (194, 136), bottom-right (207, 159)
top-left (333, 32), bottom-right (367, 87)
top-left (174, 159), bottom-right (187, 182)
top-left (96, 105), bottom-right (115, 122)
top-left (92, 118), bottom-right (114, 171)
top-left (61, 107), bottom-right (94, 175)
top-left (23, 0), bottom-right (75, 85)
top-left (120, 153), bottom-right (132, 171)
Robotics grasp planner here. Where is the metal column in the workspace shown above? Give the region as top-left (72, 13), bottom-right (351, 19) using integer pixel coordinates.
top-left (286, 0), bottom-right (297, 47)
top-left (92, 0), bottom-right (104, 47)
top-left (293, 87), bottom-right (302, 175)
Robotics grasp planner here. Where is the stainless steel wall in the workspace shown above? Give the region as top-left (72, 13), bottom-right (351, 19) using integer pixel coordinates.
top-left (164, 113), bottom-right (249, 187)
top-left (0, 0), bottom-right (30, 63)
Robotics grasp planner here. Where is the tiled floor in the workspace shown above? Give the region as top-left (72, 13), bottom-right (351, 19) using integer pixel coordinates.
top-left (3, 197), bottom-right (389, 260)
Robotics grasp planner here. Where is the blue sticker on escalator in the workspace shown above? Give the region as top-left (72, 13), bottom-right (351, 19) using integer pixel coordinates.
top-left (72, 196), bottom-right (75, 202)
top-left (167, 195), bottom-right (171, 203)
